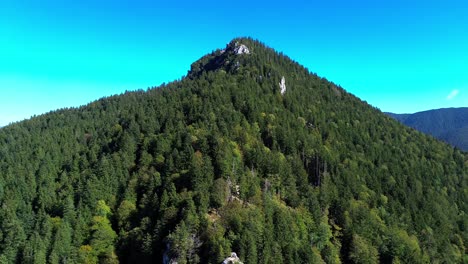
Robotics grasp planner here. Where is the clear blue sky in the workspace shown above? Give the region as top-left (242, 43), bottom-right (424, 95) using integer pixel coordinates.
top-left (1, 0), bottom-right (467, 126)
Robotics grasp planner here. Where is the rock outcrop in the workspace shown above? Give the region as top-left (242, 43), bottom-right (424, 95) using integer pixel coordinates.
top-left (222, 252), bottom-right (243, 264)
top-left (279, 76), bottom-right (286, 95)
top-left (163, 243), bottom-right (177, 264)
top-left (233, 42), bottom-right (250, 55)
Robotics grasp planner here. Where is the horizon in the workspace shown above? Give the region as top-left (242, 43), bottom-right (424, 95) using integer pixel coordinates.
top-left (1, 0), bottom-right (467, 127)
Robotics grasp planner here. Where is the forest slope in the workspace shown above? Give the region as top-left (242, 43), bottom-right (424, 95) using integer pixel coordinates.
top-left (388, 108), bottom-right (468, 151)
top-left (0, 38), bottom-right (466, 263)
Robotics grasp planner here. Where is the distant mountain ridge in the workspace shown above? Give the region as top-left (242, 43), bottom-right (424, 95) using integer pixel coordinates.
top-left (387, 107), bottom-right (468, 151)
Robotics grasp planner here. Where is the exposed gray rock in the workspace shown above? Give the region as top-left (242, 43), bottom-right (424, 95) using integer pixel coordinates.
top-left (279, 76), bottom-right (286, 95)
top-left (163, 243), bottom-right (177, 264)
top-left (222, 252), bottom-right (243, 264)
top-left (234, 43), bottom-right (250, 54)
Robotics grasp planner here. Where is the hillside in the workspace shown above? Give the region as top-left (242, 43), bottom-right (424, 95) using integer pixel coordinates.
top-left (0, 38), bottom-right (466, 263)
top-left (388, 108), bottom-right (468, 151)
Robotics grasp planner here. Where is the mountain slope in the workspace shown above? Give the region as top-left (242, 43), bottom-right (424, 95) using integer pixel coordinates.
top-left (388, 107), bottom-right (468, 151)
top-left (0, 38), bottom-right (466, 263)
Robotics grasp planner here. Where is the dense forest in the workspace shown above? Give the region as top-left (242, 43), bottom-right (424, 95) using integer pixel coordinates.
top-left (0, 38), bottom-right (466, 263)
top-left (388, 108), bottom-right (468, 151)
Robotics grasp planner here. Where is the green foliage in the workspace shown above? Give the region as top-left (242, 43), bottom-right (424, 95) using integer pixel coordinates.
top-left (0, 37), bottom-right (466, 263)
top-left (77, 200), bottom-right (118, 263)
top-left (89, 216), bottom-right (117, 256)
top-left (116, 200), bottom-right (136, 231)
top-left (388, 107), bottom-right (468, 151)
top-left (166, 221), bottom-right (201, 264)
top-left (210, 178), bottom-right (229, 208)
top-left (349, 234), bottom-right (379, 264)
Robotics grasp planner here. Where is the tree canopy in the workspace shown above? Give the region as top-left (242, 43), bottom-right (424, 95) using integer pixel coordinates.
top-left (0, 38), bottom-right (466, 263)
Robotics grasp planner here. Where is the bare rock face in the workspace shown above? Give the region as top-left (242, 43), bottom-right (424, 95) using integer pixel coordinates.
top-left (279, 76), bottom-right (286, 95)
top-left (222, 252), bottom-right (243, 264)
top-left (163, 243), bottom-right (177, 264)
top-left (233, 42), bottom-right (250, 55)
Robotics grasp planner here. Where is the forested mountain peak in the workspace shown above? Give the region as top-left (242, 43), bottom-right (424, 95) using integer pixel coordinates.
top-left (187, 38), bottom-right (255, 78)
top-left (0, 38), bottom-right (466, 263)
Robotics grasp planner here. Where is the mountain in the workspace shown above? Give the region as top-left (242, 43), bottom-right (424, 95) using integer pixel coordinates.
top-left (387, 108), bottom-right (468, 151)
top-left (0, 38), bottom-right (466, 263)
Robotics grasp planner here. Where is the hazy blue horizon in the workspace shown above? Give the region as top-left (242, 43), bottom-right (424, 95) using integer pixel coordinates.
top-left (1, 0), bottom-right (467, 126)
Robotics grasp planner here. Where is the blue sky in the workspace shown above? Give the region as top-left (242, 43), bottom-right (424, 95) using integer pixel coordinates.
top-left (1, 0), bottom-right (467, 126)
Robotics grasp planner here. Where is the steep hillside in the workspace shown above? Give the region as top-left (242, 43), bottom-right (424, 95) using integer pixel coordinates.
top-left (0, 38), bottom-right (466, 263)
top-left (388, 108), bottom-right (468, 151)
